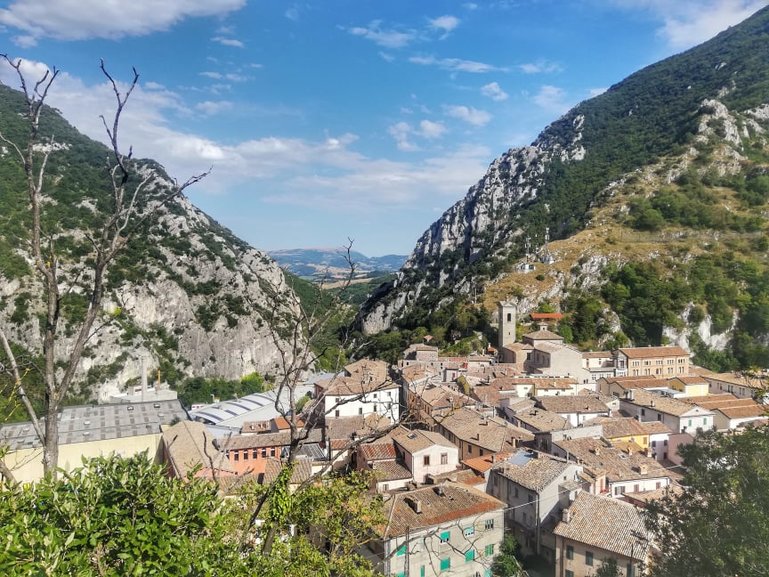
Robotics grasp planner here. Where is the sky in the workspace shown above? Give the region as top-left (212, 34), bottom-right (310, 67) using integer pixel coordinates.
top-left (0, 0), bottom-right (767, 257)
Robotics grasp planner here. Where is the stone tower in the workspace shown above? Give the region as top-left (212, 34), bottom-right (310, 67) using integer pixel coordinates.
top-left (498, 300), bottom-right (517, 349)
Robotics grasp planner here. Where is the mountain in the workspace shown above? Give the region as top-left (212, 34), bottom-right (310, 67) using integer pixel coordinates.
top-left (0, 83), bottom-right (302, 401)
top-left (358, 7), bottom-right (769, 369)
top-left (269, 248), bottom-right (406, 280)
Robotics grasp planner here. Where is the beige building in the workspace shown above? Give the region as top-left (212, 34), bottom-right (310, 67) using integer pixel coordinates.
top-left (1, 400), bottom-right (188, 483)
top-left (614, 346), bottom-right (689, 377)
top-left (702, 371), bottom-right (768, 402)
top-left (553, 491), bottom-right (652, 577)
top-left (435, 407), bottom-right (534, 460)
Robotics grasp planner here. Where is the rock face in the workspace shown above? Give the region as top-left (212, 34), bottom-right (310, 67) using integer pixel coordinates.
top-left (359, 5), bottom-right (769, 339)
top-left (0, 88), bottom-right (302, 400)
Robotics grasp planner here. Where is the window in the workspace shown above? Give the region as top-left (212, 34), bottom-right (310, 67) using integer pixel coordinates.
top-left (566, 571), bottom-right (574, 577)
top-left (586, 551), bottom-right (593, 566)
top-left (440, 557), bottom-right (451, 571)
top-left (252, 450), bottom-right (258, 459)
top-left (439, 530), bottom-right (451, 543)
top-left (424, 455), bottom-right (431, 466)
top-left (566, 545), bottom-right (574, 560)
top-left (484, 519), bottom-right (494, 530)
top-left (335, 410), bottom-right (340, 417)
top-left (641, 408), bottom-right (645, 416)
top-left (468, 445), bottom-right (473, 454)
top-left (464, 526), bottom-right (475, 537)
top-left (514, 487), bottom-right (519, 498)
top-left (395, 544), bottom-right (407, 557)
top-left (270, 447), bottom-right (276, 457)
top-left (465, 549), bottom-right (475, 563)
top-left (243, 451), bottom-right (249, 461)
top-left (261, 448), bottom-right (267, 458)
top-left (420, 567), bottom-right (425, 577)
top-left (234, 452), bottom-right (239, 462)
top-left (395, 573), bottom-right (405, 577)
top-left (651, 440), bottom-right (656, 447)
top-left (614, 486), bottom-right (626, 496)
top-left (358, 408), bottom-right (363, 415)
top-left (485, 544), bottom-right (494, 556)
top-left (627, 563), bottom-right (633, 577)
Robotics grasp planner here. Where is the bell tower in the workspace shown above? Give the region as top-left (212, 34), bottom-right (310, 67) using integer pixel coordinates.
top-left (498, 300), bottom-right (517, 349)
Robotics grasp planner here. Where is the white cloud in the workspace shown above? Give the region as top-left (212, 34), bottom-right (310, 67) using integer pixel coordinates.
top-left (444, 105), bottom-right (492, 126)
top-left (195, 100), bottom-right (233, 116)
top-left (481, 82), bottom-right (508, 101)
top-left (409, 55), bottom-right (503, 73)
top-left (348, 20), bottom-right (416, 48)
top-left (378, 51), bottom-right (395, 63)
top-left (419, 119), bottom-right (447, 139)
top-left (533, 85), bottom-right (570, 114)
top-left (0, 0), bottom-right (246, 42)
top-left (388, 121), bottom-right (418, 151)
top-left (212, 36), bottom-right (244, 48)
top-left (610, 0), bottom-right (767, 49)
top-left (285, 6), bottom-right (300, 21)
top-left (429, 15), bottom-right (460, 37)
top-left (519, 60), bottom-right (562, 74)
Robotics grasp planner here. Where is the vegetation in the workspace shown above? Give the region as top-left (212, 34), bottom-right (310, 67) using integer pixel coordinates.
top-left (175, 373), bottom-right (269, 407)
top-left (645, 425), bottom-right (769, 577)
top-left (491, 535), bottom-right (523, 576)
top-left (0, 453), bottom-right (382, 577)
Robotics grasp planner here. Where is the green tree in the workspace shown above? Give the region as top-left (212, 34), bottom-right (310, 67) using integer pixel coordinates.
top-left (593, 557), bottom-right (621, 577)
top-left (645, 426), bottom-right (769, 577)
top-left (491, 535), bottom-right (523, 576)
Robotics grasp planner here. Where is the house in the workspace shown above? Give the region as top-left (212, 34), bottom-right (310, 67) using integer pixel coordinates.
top-left (534, 395), bottom-right (612, 427)
top-left (325, 413), bottom-right (392, 468)
top-left (614, 346), bottom-right (689, 378)
top-left (597, 375), bottom-right (669, 398)
top-left (682, 394), bottom-right (767, 431)
top-left (391, 427), bottom-right (459, 484)
top-left (315, 359), bottom-right (400, 421)
top-left (582, 351), bottom-right (616, 382)
top-left (526, 342), bottom-right (591, 382)
top-left (551, 437), bottom-right (672, 498)
top-left (160, 420), bottom-right (235, 480)
top-left (619, 389), bottom-right (714, 434)
top-left (368, 482), bottom-right (506, 577)
top-left (214, 427), bottom-right (323, 475)
top-left (488, 451), bottom-right (583, 561)
top-left (701, 371), bottom-right (768, 403)
top-left (406, 383), bottom-right (478, 425)
top-left (506, 407), bottom-right (571, 434)
top-left (435, 407), bottom-right (534, 460)
top-left (667, 376), bottom-right (710, 397)
top-left (588, 417), bottom-right (651, 452)
top-left (553, 491), bottom-right (652, 577)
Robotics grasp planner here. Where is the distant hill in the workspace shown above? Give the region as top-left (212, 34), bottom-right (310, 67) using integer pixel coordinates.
top-left (269, 248), bottom-right (406, 280)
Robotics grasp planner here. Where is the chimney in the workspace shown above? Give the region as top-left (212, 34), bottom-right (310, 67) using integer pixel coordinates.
top-left (434, 485), bottom-right (446, 497)
top-left (405, 496), bottom-right (422, 513)
top-left (561, 508), bottom-right (571, 523)
top-left (593, 447), bottom-right (601, 456)
top-left (636, 464), bottom-right (649, 475)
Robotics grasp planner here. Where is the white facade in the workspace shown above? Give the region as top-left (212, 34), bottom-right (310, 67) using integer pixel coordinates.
top-left (324, 385), bottom-right (400, 421)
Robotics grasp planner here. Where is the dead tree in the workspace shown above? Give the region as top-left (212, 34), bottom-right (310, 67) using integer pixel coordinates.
top-left (0, 57), bottom-right (208, 480)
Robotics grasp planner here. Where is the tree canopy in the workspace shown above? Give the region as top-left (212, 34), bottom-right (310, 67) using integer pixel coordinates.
top-left (645, 425), bottom-right (769, 577)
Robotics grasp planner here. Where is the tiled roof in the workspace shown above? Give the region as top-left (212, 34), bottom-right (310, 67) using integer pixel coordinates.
top-left (603, 377), bottom-right (668, 390)
top-left (637, 421), bottom-right (673, 435)
top-left (162, 420), bottom-right (234, 477)
top-left (437, 407), bottom-right (534, 451)
top-left (381, 482), bottom-right (505, 539)
top-left (683, 394), bottom-right (765, 420)
top-left (590, 416), bottom-right (649, 439)
top-left (583, 351), bottom-right (612, 359)
top-left (359, 442), bottom-right (398, 462)
top-left (523, 329), bottom-right (564, 341)
top-left (702, 372), bottom-right (767, 390)
top-left (625, 389), bottom-right (712, 417)
top-left (553, 492), bottom-right (650, 559)
top-left (618, 346), bottom-right (688, 359)
top-left (318, 375), bottom-right (399, 396)
top-left (535, 395), bottom-right (611, 415)
top-left (391, 427), bottom-right (456, 454)
top-left (427, 468), bottom-right (486, 487)
top-left (462, 452), bottom-right (514, 474)
top-left (495, 452), bottom-right (575, 492)
top-left (215, 428), bottom-right (322, 450)
top-left (512, 409), bottom-right (570, 432)
top-left (371, 460), bottom-right (412, 482)
top-left (261, 458), bottom-right (313, 485)
top-left (555, 437), bottom-right (670, 483)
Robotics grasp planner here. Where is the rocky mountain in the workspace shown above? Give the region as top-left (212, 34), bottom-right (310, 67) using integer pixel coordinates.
top-left (269, 248), bottom-right (406, 280)
top-left (359, 6), bottom-right (769, 369)
top-left (0, 83), bottom-right (302, 401)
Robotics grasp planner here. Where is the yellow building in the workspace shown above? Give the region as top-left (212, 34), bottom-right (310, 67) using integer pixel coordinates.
top-left (668, 376), bottom-right (710, 397)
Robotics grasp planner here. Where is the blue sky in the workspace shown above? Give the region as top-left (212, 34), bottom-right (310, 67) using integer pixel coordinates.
top-left (1, 0), bottom-right (767, 256)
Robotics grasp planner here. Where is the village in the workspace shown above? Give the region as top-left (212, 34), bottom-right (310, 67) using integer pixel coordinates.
top-left (1, 301), bottom-right (767, 577)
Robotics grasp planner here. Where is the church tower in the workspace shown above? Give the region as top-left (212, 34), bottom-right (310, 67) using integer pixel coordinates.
top-left (498, 300), bottom-right (517, 349)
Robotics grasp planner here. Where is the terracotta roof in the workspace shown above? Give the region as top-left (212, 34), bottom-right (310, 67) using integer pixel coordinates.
top-left (618, 346), bottom-right (688, 359)
top-left (380, 482), bottom-right (505, 539)
top-left (427, 468), bottom-right (486, 487)
top-left (530, 312), bottom-right (564, 321)
top-left (215, 428), bottom-right (323, 450)
top-left (602, 377), bottom-right (668, 390)
top-left (261, 458), bottom-right (313, 485)
top-left (682, 395), bottom-right (766, 420)
top-left (359, 442), bottom-right (398, 462)
top-left (583, 351), bottom-right (613, 359)
top-left (344, 359), bottom-right (390, 380)
top-left (318, 375), bottom-right (399, 396)
top-left (535, 396), bottom-right (611, 415)
top-left (702, 372), bottom-right (767, 390)
top-left (637, 421), bottom-right (673, 435)
top-left (462, 452), bottom-right (514, 474)
top-left (553, 492), bottom-right (651, 559)
top-left (326, 414), bottom-right (392, 442)
top-left (495, 452), bottom-right (576, 492)
top-left (590, 416), bottom-right (649, 439)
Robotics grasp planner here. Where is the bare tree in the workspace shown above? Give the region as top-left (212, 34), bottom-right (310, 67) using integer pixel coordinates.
top-left (0, 57), bottom-right (208, 480)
